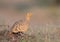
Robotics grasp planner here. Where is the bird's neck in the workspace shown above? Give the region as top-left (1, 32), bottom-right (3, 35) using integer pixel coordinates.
top-left (25, 16), bottom-right (31, 24)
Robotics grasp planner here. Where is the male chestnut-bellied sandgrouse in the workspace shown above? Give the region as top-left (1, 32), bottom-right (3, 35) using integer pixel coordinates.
top-left (11, 13), bottom-right (32, 35)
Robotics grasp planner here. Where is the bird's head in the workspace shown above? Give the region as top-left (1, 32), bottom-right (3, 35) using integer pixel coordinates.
top-left (26, 12), bottom-right (32, 18)
top-left (26, 12), bottom-right (32, 21)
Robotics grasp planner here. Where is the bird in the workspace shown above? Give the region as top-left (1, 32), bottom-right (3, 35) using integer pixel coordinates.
top-left (11, 13), bottom-right (32, 34)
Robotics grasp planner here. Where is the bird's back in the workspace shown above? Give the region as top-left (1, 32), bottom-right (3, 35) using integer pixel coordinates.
top-left (11, 20), bottom-right (28, 33)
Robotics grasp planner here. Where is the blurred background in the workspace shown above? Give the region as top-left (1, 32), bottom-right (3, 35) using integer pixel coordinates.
top-left (0, 0), bottom-right (60, 42)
